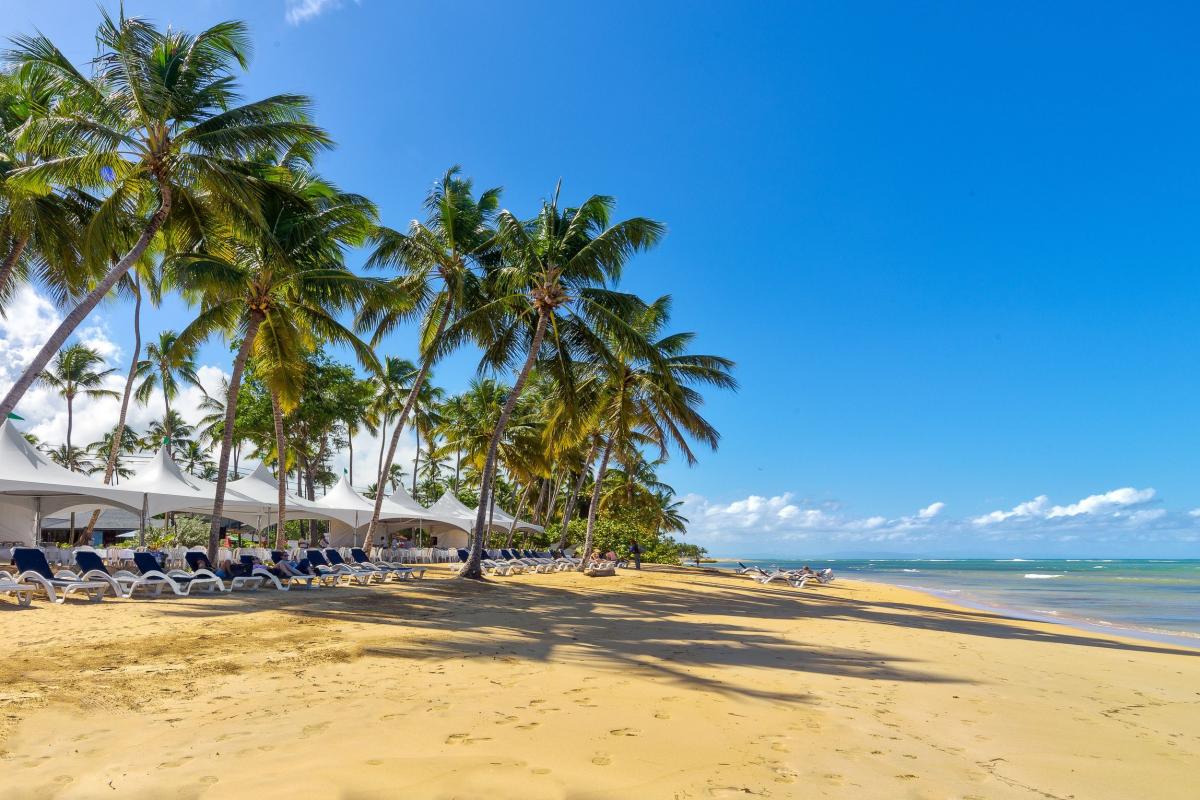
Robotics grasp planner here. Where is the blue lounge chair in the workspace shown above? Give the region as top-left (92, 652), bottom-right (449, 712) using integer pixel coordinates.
top-left (349, 548), bottom-right (425, 580)
top-left (132, 552), bottom-right (221, 595)
top-left (13, 547), bottom-right (107, 603)
top-left (184, 551), bottom-right (260, 594)
top-left (72, 549), bottom-right (166, 598)
top-left (305, 549), bottom-right (369, 585)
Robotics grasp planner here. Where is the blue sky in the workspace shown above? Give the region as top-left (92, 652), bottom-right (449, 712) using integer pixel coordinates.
top-left (3, 1), bottom-right (1199, 557)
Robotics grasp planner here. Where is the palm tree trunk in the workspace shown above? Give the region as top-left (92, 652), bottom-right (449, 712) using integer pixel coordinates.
top-left (65, 395), bottom-right (73, 454)
top-left (363, 311), bottom-right (451, 552)
top-left (461, 308), bottom-right (549, 579)
top-left (505, 482), bottom-right (532, 548)
top-left (412, 425), bottom-right (420, 495)
top-left (206, 310), bottom-right (263, 561)
top-left (0, 234), bottom-right (30, 303)
top-left (556, 439), bottom-right (598, 550)
top-left (454, 448), bottom-right (461, 490)
top-left (533, 479), bottom-right (550, 525)
top-left (578, 436), bottom-right (613, 571)
top-left (348, 434), bottom-right (354, 484)
top-left (0, 184), bottom-right (171, 421)
top-left (545, 472), bottom-right (565, 527)
top-left (377, 418), bottom-right (387, 477)
top-left (84, 276), bottom-right (142, 537)
top-left (270, 389), bottom-right (288, 550)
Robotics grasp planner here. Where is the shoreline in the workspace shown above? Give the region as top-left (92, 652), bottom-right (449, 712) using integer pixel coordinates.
top-left (711, 558), bottom-right (1200, 650)
top-left (2, 565), bottom-right (1197, 798)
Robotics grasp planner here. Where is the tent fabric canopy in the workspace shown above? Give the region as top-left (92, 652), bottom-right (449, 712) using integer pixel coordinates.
top-left (0, 421), bottom-right (144, 515)
top-left (488, 503), bottom-right (545, 534)
top-left (227, 463), bottom-right (338, 527)
top-left (120, 447), bottom-right (268, 522)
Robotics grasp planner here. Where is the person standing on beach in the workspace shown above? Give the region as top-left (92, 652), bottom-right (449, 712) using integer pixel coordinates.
top-left (630, 539), bottom-right (641, 570)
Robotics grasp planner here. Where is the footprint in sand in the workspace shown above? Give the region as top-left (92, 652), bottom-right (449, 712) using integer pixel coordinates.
top-left (531, 768), bottom-right (551, 775)
top-left (445, 733), bottom-right (492, 745)
top-left (515, 722), bottom-right (539, 730)
top-left (301, 722), bottom-right (329, 738)
top-left (707, 788), bottom-right (762, 797)
top-left (654, 712), bottom-right (671, 720)
top-left (365, 760), bottom-right (383, 766)
top-left (199, 776), bottom-right (218, 785)
top-left (591, 754), bottom-right (612, 766)
top-left (609, 728), bottom-right (640, 737)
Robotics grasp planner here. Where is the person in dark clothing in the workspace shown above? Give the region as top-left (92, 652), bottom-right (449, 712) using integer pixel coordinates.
top-left (629, 539), bottom-right (641, 570)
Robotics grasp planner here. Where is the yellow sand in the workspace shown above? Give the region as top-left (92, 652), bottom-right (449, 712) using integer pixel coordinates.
top-left (1, 566), bottom-right (1197, 799)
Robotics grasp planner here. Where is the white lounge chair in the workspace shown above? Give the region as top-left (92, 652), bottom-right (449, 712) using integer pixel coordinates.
top-left (71, 550), bottom-right (166, 598)
top-left (185, 552), bottom-right (262, 592)
top-left (131, 552), bottom-right (222, 595)
top-left (0, 572), bottom-right (35, 606)
top-left (13, 548), bottom-right (108, 603)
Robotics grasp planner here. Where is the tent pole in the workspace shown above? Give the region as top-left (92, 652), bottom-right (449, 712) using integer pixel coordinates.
top-left (138, 493), bottom-right (147, 547)
top-left (33, 496), bottom-right (42, 547)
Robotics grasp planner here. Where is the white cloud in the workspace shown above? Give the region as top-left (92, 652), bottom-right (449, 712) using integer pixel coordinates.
top-left (1046, 487), bottom-right (1155, 518)
top-left (285, 0), bottom-right (356, 25)
top-left (917, 501), bottom-right (945, 519)
top-left (972, 495), bottom-right (1049, 525)
top-left (974, 488), bottom-right (1156, 525)
top-left (679, 485), bottom-right (1197, 556)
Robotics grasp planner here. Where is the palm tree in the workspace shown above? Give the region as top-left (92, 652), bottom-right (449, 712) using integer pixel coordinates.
top-left (134, 330), bottom-right (204, 440)
top-left (451, 186), bottom-right (664, 578)
top-left (368, 355), bottom-right (418, 478)
top-left (0, 65), bottom-right (95, 308)
top-left (45, 443), bottom-right (97, 473)
top-left (410, 378), bottom-right (444, 496)
top-left (169, 156), bottom-right (378, 557)
top-left (36, 343), bottom-right (118, 454)
top-left (88, 424), bottom-right (140, 484)
top-left (652, 490), bottom-right (689, 536)
top-left (576, 296), bottom-right (735, 567)
top-left (177, 439), bottom-right (214, 477)
top-left (357, 166), bottom-right (500, 549)
top-left (0, 12), bottom-right (329, 421)
top-left (81, 263), bottom-right (152, 537)
top-left (146, 410), bottom-right (195, 456)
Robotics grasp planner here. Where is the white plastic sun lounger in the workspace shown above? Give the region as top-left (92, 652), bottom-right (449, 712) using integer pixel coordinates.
top-left (0, 573), bottom-right (36, 606)
top-left (12, 548), bottom-right (108, 603)
top-left (132, 553), bottom-right (222, 595)
top-left (72, 550), bottom-right (165, 598)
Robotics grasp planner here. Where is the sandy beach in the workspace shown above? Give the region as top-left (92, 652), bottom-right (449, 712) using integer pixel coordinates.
top-left (1, 566), bottom-right (1197, 799)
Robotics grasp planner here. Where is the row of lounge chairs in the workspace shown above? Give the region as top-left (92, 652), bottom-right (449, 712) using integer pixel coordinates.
top-left (735, 562), bottom-right (836, 588)
top-left (2, 546), bottom-right (430, 605)
top-left (457, 548), bottom-right (583, 576)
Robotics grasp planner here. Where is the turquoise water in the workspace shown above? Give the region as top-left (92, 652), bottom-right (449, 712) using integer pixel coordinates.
top-left (711, 558), bottom-right (1200, 647)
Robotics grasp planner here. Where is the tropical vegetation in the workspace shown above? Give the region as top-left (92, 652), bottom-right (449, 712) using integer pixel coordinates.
top-left (0, 11), bottom-right (734, 571)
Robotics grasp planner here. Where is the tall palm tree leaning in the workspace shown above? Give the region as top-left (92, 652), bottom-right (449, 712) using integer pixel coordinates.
top-left (169, 153), bottom-right (378, 559)
top-left (577, 295), bottom-right (736, 568)
top-left (357, 166), bottom-right (500, 552)
top-left (135, 329), bottom-right (204, 451)
top-left (0, 12), bottom-right (328, 421)
top-left (451, 185), bottom-right (665, 578)
top-left (83, 264), bottom-right (155, 537)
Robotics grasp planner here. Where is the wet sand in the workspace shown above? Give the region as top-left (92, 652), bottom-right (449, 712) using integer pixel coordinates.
top-left (1, 565), bottom-right (1197, 798)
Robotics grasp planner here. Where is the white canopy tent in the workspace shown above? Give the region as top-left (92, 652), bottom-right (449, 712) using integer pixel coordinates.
top-left (0, 421), bottom-right (147, 544)
top-left (226, 463), bottom-right (339, 529)
top-left (120, 447), bottom-right (268, 523)
top-left (488, 502), bottom-right (545, 535)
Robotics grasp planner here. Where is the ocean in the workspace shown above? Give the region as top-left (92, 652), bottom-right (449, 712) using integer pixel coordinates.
top-left (710, 558), bottom-right (1200, 647)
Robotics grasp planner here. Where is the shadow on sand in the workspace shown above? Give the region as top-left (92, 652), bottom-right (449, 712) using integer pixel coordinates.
top-left (134, 565), bottom-right (1199, 703)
